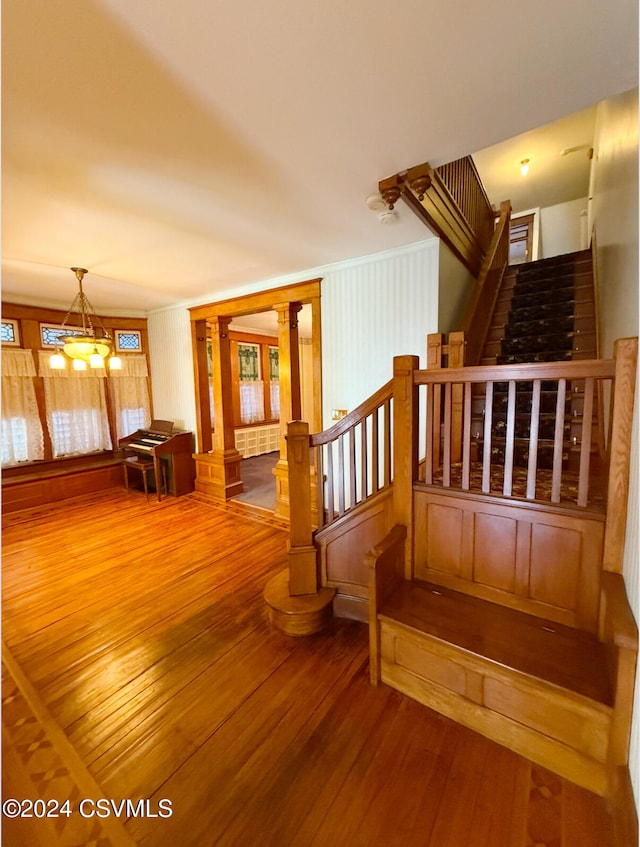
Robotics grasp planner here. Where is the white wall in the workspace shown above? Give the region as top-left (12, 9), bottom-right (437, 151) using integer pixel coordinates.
top-left (320, 240), bottom-right (439, 425)
top-left (539, 197), bottom-right (588, 259)
top-left (589, 87), bottom-right (639, 802)
top-left (147, 305), bottom-right (197, 435)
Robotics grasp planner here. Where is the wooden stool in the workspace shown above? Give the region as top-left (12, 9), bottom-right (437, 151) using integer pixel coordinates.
top-left (122, 456), bottom-right (167, 501)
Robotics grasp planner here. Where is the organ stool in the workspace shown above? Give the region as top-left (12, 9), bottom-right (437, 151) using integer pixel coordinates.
top-left (122, 456), bottom-right (168, 501)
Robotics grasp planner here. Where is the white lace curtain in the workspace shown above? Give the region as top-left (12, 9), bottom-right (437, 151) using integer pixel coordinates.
top-left (1, 349), bottom-right (44, 465)
top-left (239, 381), bottom-right (265, 424)
top-left (108, 355), bottom-right (151, 440)
top-left (38, 352), bottom-right (112, 458)
top-left (270, 380), bottom-right (280, 420)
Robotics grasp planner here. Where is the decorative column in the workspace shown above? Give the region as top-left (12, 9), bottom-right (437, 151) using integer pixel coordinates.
top-left (193, 316), bottom-right (243, 500)
top-left (273, 302), bottom-right (303, 519)
top-left (191, 319), bottom-right (212, 454)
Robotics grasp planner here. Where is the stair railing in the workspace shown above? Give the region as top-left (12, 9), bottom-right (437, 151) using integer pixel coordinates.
top-left (287, 381), bottom-right (394, 540)
top-left (379, 156), bottom-right (495, 279)
top-left (285, 339), bottom-right (636, 598)
top-left (409, 342), bottom-right (637, 510)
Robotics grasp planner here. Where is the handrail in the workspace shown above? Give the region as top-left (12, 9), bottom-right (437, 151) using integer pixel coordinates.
top-left (414, 358), bottom-right (616, 385)
top-left (462, 199), bottom-right (512, 365)
top-left (309, 381), bottom-right (394, 529)
top-left (379, 156), bottom-right (497, 278)
top-left (311, 380), bottom-right (392, 446)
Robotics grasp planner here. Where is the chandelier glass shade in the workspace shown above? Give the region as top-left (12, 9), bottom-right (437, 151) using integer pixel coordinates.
top-left (50, 268), bottom-right (121, 370)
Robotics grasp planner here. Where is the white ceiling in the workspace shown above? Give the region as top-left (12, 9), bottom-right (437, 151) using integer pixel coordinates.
top-left (2, 0), bottom-right (637, 316)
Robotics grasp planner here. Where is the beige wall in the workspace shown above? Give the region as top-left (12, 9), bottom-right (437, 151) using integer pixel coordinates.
top-left (437, 242), bottom-right (475, 334)
top-left (589, 86), bottom-right (639, 802)
top-left (539, 198), bottom-right (588, 259)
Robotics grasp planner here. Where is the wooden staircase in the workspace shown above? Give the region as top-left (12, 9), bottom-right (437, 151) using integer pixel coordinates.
top-left (483, 249), bottom-right (597, 366)
top-left (472, 249), bottom-right (599, 473)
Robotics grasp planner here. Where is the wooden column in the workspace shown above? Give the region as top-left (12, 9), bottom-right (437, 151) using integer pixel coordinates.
top-left (191, 318), bottom-right (212, 454)
top-left (392, 355), bottom-right (419, 580)
top-left (273, 302), bottom-right (303, 519)
top-left (194, 316), bottom-right (243, 500)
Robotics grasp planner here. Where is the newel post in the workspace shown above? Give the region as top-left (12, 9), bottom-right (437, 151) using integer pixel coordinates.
top-left (287, 420), bottom-right (318, 595)
top-left (602, 337), bottom-right (638, 574)
top-left (393, 355), bottom-right (419, 580)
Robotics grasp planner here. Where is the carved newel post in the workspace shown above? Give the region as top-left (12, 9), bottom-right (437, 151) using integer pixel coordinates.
top-left (263, 420), bottom-right (336, 636)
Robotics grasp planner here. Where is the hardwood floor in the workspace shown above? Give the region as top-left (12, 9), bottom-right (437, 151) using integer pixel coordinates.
top-left (1, 489), bottom-right (624, 846)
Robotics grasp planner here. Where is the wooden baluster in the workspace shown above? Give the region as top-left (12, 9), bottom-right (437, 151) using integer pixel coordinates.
top-left (337, 433), bottom-right (345, 516)
top-left (425, 384), bottom-right (434, 485)
top-left (503, 380), bottom-right (516, 496)
top-left (482, 382), bottom-right (493, 493)
top-left (427, 333), bottom-right (443, 470)
top-left (326, 441), bottom-right (334, 525)
top-left (349, 425), bottom-right (358, 507)
top-left (551, 379), bottom-right (567, 504)
top-left (526, 379), bottom-right (541, 500)
top-left (462, 382), bottom-right (471, 490)
top-left (443, 383), bottom-right (452, 487)
top-left (448, 331), bottom-right (465, 463)
top-left (384, 398), bottom-right (392, 488)
top-left (372, 406), bottom-right (380, 492)
top-left (577, 377), bottom-right (595, 507)
top-left (361, 417), bottom-right (368, 499)
top-left (315, 444), bottom-right (325, 529)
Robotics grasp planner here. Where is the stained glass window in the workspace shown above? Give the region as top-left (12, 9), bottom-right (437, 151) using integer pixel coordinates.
top-left (238, 343), bottom-right (260, 381)
top-left (1, 320), bottom-right (19, 346)
top-left (115, 330), bottom-right (142, 352)
top-left (269, 347), bottom-right (279, 380)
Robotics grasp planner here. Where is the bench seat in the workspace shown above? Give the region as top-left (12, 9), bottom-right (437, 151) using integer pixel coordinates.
top-left (367, 524), bottom-right (636, 797)
top-left (379, 579), bottom-right (613, 705)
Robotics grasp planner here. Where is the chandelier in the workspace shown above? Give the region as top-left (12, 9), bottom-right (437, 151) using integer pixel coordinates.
top-left (50, 268), bottom-right (121, 370)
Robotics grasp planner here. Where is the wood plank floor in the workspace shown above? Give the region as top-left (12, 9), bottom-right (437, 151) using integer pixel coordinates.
top-left (1, 489), bottom-right (623, 846)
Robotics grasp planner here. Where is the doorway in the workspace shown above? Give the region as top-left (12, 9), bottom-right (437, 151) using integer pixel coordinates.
top-left (509, 212), bottom-right (536, 264)
top-left (189, 278), bottom-right (322, 517)
top-left (226, 304), bottom-right (314, 511)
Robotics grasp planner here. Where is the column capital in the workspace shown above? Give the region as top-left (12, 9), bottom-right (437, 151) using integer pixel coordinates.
top-left (210, 315), bottom-right (233, 338)
top-left (274, 301), bottom-right (303, 327)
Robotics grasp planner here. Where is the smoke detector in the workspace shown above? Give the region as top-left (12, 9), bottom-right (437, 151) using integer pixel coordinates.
top-left (366, 194), bottom-right (387, 212)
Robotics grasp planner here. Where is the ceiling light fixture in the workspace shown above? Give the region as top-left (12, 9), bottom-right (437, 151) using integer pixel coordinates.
top-left (50, 267), bottom-right (121, 370)
top-left (520, 159), bottom-right (530, 176)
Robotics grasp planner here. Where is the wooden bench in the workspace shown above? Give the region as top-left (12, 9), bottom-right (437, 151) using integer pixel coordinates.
top-left (368, 523), bottom-right (637, 797)
top-left (1, 454), bottom-right (124, 513)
